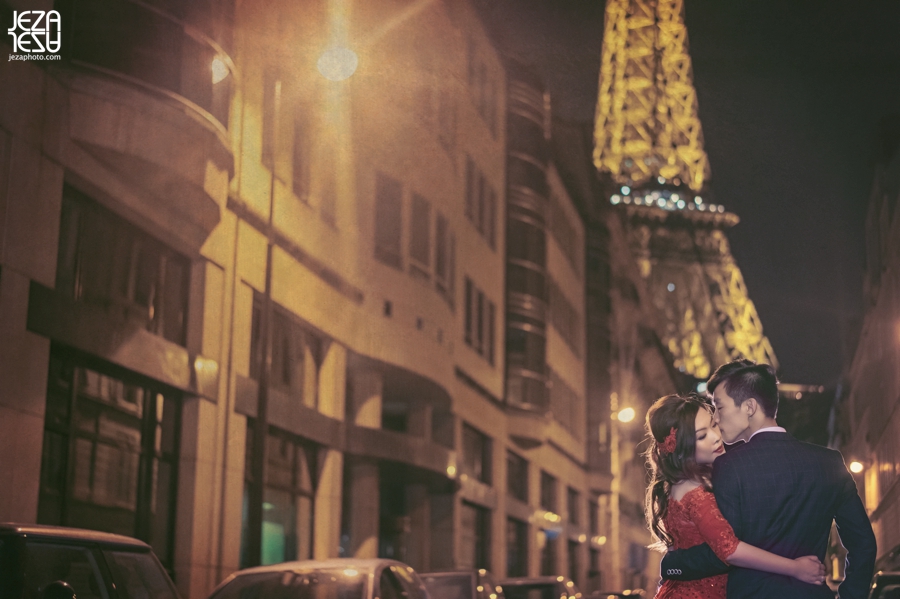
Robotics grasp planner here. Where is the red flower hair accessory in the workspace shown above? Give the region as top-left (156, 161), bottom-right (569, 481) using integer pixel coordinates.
top-left (658, 427), bottom-right (677, 456)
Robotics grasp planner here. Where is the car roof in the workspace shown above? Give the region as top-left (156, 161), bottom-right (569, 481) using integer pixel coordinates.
top-left (229, 558), bottom-right (414, 577)
top-left (0, 523), bottom-right (150, 550)
top-left (501, 577), bottom-right (569, 585)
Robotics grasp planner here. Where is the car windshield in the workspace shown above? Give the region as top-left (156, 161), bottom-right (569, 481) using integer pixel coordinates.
top-left (422, 574), bottom-right (471, 599)
top-left (212, 569), bottom-right (367, 599)
top-left (102, 549), bottom-right (179, 599)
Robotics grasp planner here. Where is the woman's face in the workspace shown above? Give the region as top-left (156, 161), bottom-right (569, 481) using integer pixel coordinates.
top-left (694, 408), bottom-right (725, 464)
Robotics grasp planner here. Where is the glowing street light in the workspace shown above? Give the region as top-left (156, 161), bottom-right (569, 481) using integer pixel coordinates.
top-left (615, 407), bottom-right (636, 423)
top-left (849, 460), bottom-right (864, 474)
top-left (317, 47), bottom-right (359, 81)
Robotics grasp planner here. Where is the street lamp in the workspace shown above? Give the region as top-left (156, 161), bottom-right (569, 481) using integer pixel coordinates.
top-left (849, 460), bottom-right (864, 474)
top-left (317, 47), bottom-right (358, 81)
top-left (615, 407), bottom-right (636, 423)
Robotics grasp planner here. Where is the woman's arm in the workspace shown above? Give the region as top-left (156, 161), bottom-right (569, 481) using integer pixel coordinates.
top-left (686, 488), bottom-right (825, 584)
top-left (726, 543), bottom-right (824, 583)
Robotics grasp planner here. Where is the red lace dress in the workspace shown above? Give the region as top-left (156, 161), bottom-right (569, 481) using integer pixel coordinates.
top-left (655, 486), bottom-right (740, 599)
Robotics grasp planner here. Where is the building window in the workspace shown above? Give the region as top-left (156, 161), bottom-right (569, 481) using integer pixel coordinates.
top-left (435, 213), bottom-right (456, 306)
top-left (507, 451), bottom-right (529, 502)
top-left (548, 277), bottom-right (582, 357)
top-left (568, 539), bottom-right (580, 586)
top-left (462, 423), bottom-right (492, 485)
top-left (460, 502), bottom-right (491, 570)
top-left (438, 91), bottom-right (456, 153)
top-left (37, 352), bottom-right (181, 569)
top-left (262, 69), bottom-right (280, 168)
top-left (540, 471), bottom-right (557, 512)
top-left (466, 38), bottom-right (498, 136)
top-left (241, 424), bottom-right (316, 567)
top-left (465, 157), bottom-right (497, 249)
top-left (589, 500), bottom-right (599, 535)
top-left (507, 518), bottom-right (528, 577)
top-left (464, 278), bottom-right (495, 364)
top-left (56, 185), bottom-right (190, 346)
top-left (409, 194), bottom-right (431, 279)
top-left (374, 172), bottom-right (403, 269)
top-left (550, 368), bottom-right (580, 436)
top-left (249, 296), bottom-right (323, 407)
top-left (540, 532), bottom-right (557, 576)
top-left (292, 115), bottom-right (308, 200)
top-left (548, 192), bottom-right (581, 275)
top-left (567, 487), bottom-right (580, 525)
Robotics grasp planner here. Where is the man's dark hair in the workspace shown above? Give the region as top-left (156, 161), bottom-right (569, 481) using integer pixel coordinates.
top-left (707, 359), bottom-right (780, 418)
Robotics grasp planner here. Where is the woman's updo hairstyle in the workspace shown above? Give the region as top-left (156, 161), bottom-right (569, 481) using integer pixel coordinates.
top-left (643, 392), bottom-right (716, 549)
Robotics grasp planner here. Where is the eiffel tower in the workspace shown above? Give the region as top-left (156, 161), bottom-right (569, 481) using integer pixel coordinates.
top-left (593, 0), bottom-right (777, 380)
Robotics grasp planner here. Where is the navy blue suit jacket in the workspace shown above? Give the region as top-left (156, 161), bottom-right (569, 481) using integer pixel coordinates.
top-left (659, 431), bottom-right (876, 599)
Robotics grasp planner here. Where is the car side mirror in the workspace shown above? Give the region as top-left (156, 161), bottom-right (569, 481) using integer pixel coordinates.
top-left (41, 581), bottom-right (77, 599)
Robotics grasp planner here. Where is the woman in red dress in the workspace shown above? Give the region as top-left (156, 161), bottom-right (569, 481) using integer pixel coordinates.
top-left (644, 393), bottom-right (826, 599)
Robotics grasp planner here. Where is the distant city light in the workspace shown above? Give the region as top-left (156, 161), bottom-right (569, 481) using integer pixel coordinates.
top-left (621, 186), bottom-right (631, 195)
top-left (616, 407), bottom-right (636, 423)
top-left (849, 461), bottom-right (864, 474)
top-left (667, 283), bottom-right (675, 292)
top-left (696, 381), bottom-right (708, 393)
top-left (611, 194), bottom-right (621, 204)
top-left (317, 47), bottom-right (358, 81)
top-left (211, 56), bottom-right (229, 84)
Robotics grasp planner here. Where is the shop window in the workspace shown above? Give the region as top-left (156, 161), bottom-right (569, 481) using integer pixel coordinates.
top-left (37, 351), bottom-right (180, 569)
top-left (240, 424), bottom-right (316, 567)
top-left (56, 186), bottom-right (190, 346)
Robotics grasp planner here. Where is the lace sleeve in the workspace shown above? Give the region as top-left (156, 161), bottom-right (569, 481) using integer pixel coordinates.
top-left (684, 488), bottom-right (741, 564)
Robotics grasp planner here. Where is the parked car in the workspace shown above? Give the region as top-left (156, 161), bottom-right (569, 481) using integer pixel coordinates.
top-left (500, 576), bottom-right (581, 599)
top-left (869, 571), bottom-right (900, 599)
top-left (588, 591), bottom-right (645, 599)
top-left (0, 522), bottom-right (179, 599)
top-left (209, 559), bottom-right (429, 599)
top-left (421, 569), bottom-right (505, 599)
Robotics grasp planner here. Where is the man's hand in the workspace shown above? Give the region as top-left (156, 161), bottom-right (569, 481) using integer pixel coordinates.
top-left (792, 555), bottom-right (827, 585)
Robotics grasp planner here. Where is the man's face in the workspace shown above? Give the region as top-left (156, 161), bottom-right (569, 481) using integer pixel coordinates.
top-left (712, 384), bottom-right (751, 443)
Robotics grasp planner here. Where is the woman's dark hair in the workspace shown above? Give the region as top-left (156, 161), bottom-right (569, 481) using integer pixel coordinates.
top-left (643, 392), bottom-right (715, 550)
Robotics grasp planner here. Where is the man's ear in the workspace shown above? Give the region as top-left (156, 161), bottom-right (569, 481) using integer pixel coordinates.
top-left (742, 397), bottom-right (758, 418)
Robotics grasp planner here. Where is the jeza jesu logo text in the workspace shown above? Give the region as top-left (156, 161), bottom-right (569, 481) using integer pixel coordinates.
top-left (8, 10), bottom-right (61, 53)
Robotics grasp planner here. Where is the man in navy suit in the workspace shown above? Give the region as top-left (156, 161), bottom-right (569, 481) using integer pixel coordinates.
top-left (659, 360), bottom-right (876, 598)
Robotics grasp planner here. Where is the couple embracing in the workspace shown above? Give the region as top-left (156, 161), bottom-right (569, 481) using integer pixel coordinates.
top-left (644, 360), bottom-right (877, 599)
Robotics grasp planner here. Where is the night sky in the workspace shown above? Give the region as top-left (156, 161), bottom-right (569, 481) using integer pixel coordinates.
top-left (478, 0), bottom-right (900, 385)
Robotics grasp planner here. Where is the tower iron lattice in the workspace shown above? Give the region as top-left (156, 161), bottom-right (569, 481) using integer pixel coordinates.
top-left (594, 0), bottom-right (777, 380)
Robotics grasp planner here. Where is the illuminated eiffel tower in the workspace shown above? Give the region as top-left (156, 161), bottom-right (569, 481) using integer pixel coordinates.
top-left (593, 0), bottom-right (777, 380)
